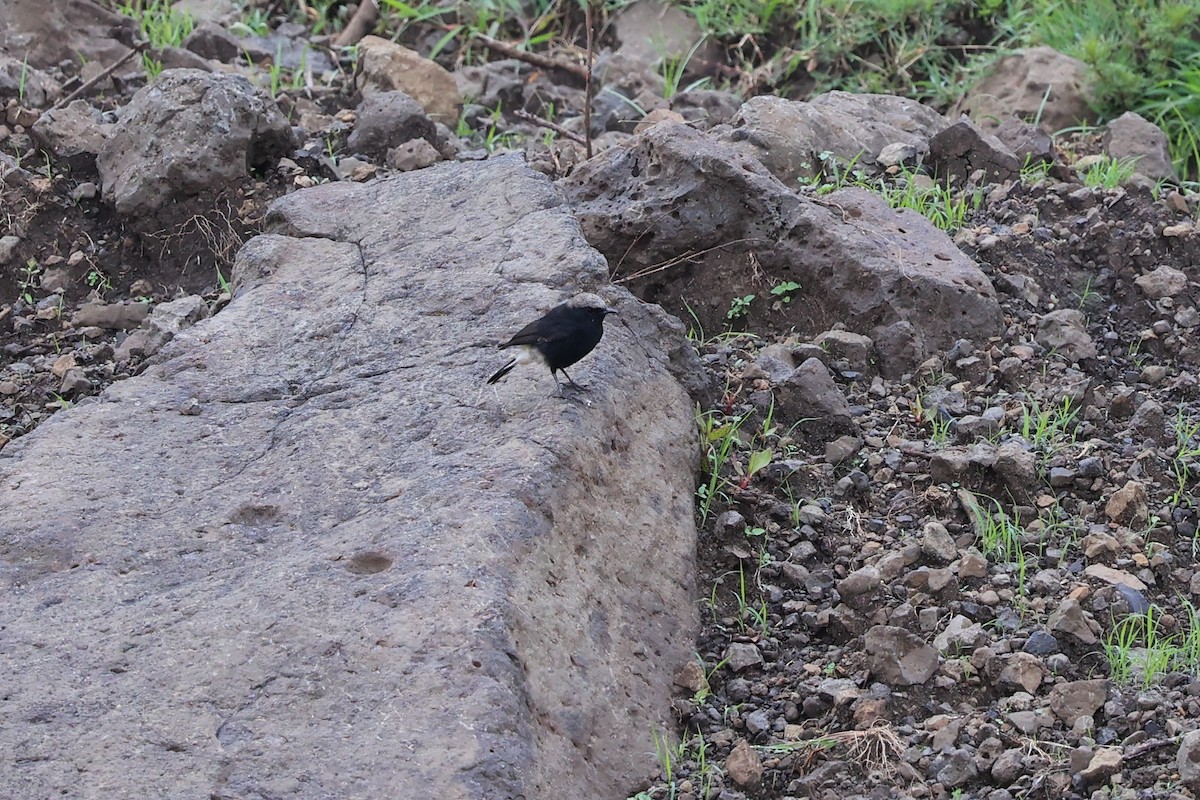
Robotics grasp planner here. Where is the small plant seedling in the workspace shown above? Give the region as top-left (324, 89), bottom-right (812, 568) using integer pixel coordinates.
top-left (229, 7), bottom-right (270, 37)
top-left (1019, 154), bottom-right (1053, 185)
top-left (731, 447), bottom-right (773, 493)
top-left (116, 0), bottom-right (194, 78)
top-left (659, 37), bottom-right (711, 100)
top-left (18, 258), bottom-right (41, 304)
top-left (696, 406), bottom-right (749, 522)
top-left (727, 294), bottom-right (755, 320)
top-left (929, 413), bottom-right (951, 446)
top-left (85, 268), bottom-right (113, 295)
top-left (215, 264), bottom-right (232, 294)
top-left (770, 280), bottom-right (801, 303)
top-left (18, 53), bottom-right (29, 104)
top-left (1077, 155), bottom-right (1141, 189)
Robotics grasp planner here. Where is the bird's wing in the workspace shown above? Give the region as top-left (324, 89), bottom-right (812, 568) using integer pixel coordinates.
top-left (499, 306), bottom-right (571, 348)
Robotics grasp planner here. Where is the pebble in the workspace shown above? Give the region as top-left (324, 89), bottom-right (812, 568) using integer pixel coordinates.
top-left (724, 739), bottom-right (762, 786)
top-left (1177, 730), bottom-right (1200, 789)
top-left (726, 643), bottom-right (763, 673)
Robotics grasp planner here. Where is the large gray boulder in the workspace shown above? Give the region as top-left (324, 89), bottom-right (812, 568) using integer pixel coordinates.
top-left (955, 46), bottom-right (1094, 133)
top-left (0, 156), bottom-right (698, 800)
top-left (0, 0), bottom-right (138, 71)
top-left (722, 93), bottom-right (951, 186)
top-left (561, 122), bottom-right (1003, 377)
top-left (97, 69), bottom-right (293, 218)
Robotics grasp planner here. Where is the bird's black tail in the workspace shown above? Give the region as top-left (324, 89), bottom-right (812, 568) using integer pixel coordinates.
top-left (487, 358), bottom-right (517, 384)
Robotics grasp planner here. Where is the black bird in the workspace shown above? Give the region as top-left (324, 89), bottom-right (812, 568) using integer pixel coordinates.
top-left (487, 294), bottom-right (618, 395)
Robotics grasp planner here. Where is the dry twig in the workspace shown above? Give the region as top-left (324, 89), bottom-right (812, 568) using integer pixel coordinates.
top-left (472, 33), bottom-right (588, 80)
top-left (583, 1), bottom-right (595, 159)
top-left (51, 46), bottom-right (142, 110)
top-left (512, 109), bottom-right (587, 145)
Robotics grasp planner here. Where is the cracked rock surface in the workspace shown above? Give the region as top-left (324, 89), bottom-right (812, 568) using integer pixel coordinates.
top-left (0, 155), bottom-right (699, 800)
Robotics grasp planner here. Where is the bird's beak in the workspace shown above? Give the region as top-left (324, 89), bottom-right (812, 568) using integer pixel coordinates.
top-left (604, 307), bottom-right (618, 316)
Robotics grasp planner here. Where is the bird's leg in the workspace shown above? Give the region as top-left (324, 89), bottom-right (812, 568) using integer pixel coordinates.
top-left (551, 371), bottom-right (565, 398)
top-left (559, 368), bottom-right (586, 390)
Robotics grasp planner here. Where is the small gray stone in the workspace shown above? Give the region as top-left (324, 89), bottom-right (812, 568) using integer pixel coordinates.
top-left (934, 615), bottom-right (988, 653)
top-left (1177, 730), bottom-right (1200, 789)
top-left (348, 90), bottom-right (437, 159)
top-left (877, 141), bottom-right (923, 167)
top-left (1049, 679), bottom-right (1108, 723)
top-left (837, 565), bottom-right (880, 597)
top-left (921, 521), bottom-right (957, 563)
top-left (992, 652), bottom-right (1043, 694)
top-left (824, 435), bottom-right (862, 465)
top-left (1129, 398), bottom-right (1166, 442)
top-left (0, 235), bottom-right (19, 265)
top-left (1022, 631), bottom-right (1059, 655)
top-left (991, 747), bottom-right (1028, 785)
top-left (726, 642), bottom-right (763, 673)
top-left (98, 69), bottom-right (294, 218)
top-left (865, 625), bottom-right (938, 685)
top-left (388, 138), bottom-right (442, 172)
top-left (929, 117), bottom-right (1020, 182)
top-left (1104, 111), bottom-right (1176, 182)
top-left (776, 357), bottom-right (857, 443)
top-left (59, 368), bottom-right (91, 396)
top-left (714, 510), bottom-right (746, 538)
top-left (813, 329), bottom-right (874, 370)
top-left (1048, 597), bottom-right (1099, 644)
top-left (1135, 265), bottom-right (1188, 299)
top-left (1036, 308), bottom-right (1096, 361)
top-left (1079, 747), bottom-right (1122, 787)
top-left (1105, 480), bottom-right (1148, 526)
top-left (816, 677), bottom-right (860, 706)
top-left (1048, 467), bottom-right (1075, 487)
top-left (794, 504), bottom-right (827, 526)
top-left (725, 738), bottom-right (762, 786)
top-left (744, 709), bottom-right (770, 736)
top-left (935, 748), bottom-right (978, 788)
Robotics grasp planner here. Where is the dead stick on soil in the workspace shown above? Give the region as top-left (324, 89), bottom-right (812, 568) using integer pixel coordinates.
top-left (51, 46), bottom-right (141, 110)
top-left (583, 0), bottom-right (595, 159)
top-left (473, 34), bottom-right (588, 81)
top-left (333, 0), bottom-right (378, 48)
top-left (512, 109), bottom-right (587, 145)
top-left (1123, 738), bottom-right (1176, 760)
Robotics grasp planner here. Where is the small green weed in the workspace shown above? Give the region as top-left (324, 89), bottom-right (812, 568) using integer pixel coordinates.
top-left (725, 561), bottom-right (770, 636)
top-left (117, 0), bottom-right (194, 77)
top-left (696, 406), bottom-right (748, 523)
top-left (769, 280), bottom-right (801, 304)
top-left (85, 268), bottom-right (113, 295)
top-left (1103, 605), bottom-right (1190, 687)
top-left (18, 258), bottom-right (40, 304)
top-left (1169, 408), bottom-right (1200, 538)
top-left (1019, 396), bottom-right (1079, 453)
top-left (962, 491), bottom-right (1031, 593)
top-left (1019, 154), bottom-right (1053, 185)
top-left (726, 294), bottom-right (754, 321)
top-left (929, 413), bottom-right (952, 447)
top-left (878, 169), bottom-right (981, 232)
top-left (659, 37), bottom-right (711, 99)
top-left (215, 264), bottom-right (232, 294)
top-left (1077, 154), bottom-right (1141, 188)
top-left (635, 729), bottom-right (720, 800)
top-left (229, 7), bottom-right (271, 37)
